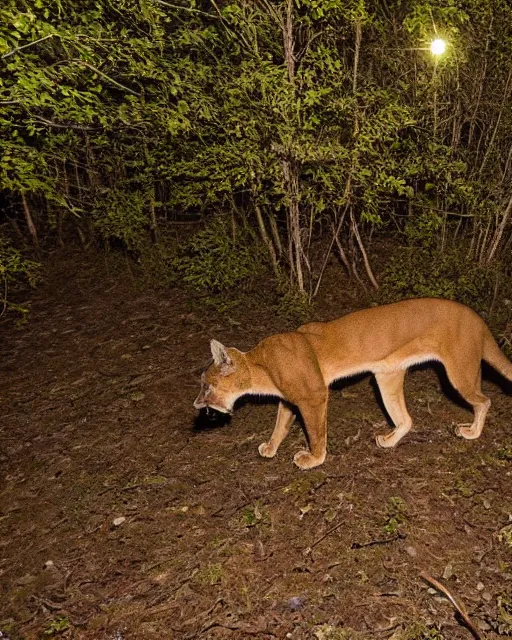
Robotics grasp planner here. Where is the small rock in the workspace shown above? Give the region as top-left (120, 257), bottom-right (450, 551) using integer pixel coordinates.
top-left (44, 560), bottom-right (55, 569)
top-left (405, 545), bottom-right (417, 557)
top-left (127, 374), bottom-right (153, 388)
top-left (288, 596), bottom-right (305, 611)
top-left (168, 506), bottom-right (189, 513)
top-left (324, 508), bottom-right (337, 523)
top-left (113, 517), bottom-right (126, 527)
top-left (482, 498), bottom-right (491, 509)
top-left (476, 582), bottom-right (485, 591)
top-left (192, 504), bottom-right (206, 516)
top-left (482, 591), bottom-right (492, 602)
top-left (299, 504), bottom-right (313, 519)
top-left (443, 563), bottom-right (453, 580)
top-left (254, 539), bottom-right (265, 560)
top-left (477, 620), bottom-right (491, 631)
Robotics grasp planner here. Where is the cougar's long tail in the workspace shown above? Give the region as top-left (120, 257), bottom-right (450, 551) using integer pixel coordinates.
top-left (483, 331), bottom-right (512, 382)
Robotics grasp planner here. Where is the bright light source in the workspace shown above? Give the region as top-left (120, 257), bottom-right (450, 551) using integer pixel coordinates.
top-left (430, 38), bottom-right (447, 55)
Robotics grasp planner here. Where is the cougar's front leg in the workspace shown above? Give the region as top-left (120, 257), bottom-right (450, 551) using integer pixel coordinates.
top-left (293, 392), bottom-right (329, 470)
top-left (258, 402), bottom-right (295, 458)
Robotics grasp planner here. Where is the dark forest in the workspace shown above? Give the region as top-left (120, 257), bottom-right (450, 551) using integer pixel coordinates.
top-left (1, 2), bottom-right (512, 639)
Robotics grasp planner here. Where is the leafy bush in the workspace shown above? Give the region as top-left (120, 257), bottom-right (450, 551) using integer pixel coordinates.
top-left (136, 230), bottom-right (180, 288)
top-left (2, 0), bottom-right (512, 311)
top-left (0, 236), bottom-right (41, 319)
top-left (379, 214), bottom-right (497, 312)
top-left (174, 216), bottom-right (266, 309)
top-left (92, 189), bottom-right (150, 251)
top-left (275, 278), bottom-right (313, 322)
top-left (380, 246), bottom-right (496, 308)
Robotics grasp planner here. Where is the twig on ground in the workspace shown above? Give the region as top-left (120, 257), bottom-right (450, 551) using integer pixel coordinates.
top-left (198, 620), bottom-right (277, 637)
top-left (182, 597), bottom-right (226, 639)
top-left (31, 595), bottom-right (63, 611)
top-left (420, 570), bottom-right (482, 640)
top-left (304, 520), bottom-right (345, 555)
top-left (351, 532), bottom-right (405, 549)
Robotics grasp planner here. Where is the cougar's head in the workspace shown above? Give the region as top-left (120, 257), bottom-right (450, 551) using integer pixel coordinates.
top-left (193, 339), bottom-right (251, 414)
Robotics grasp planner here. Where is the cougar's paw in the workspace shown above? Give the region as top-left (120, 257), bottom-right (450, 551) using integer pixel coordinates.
top-left (258, 442), bottom-right (276, 458)
top-left (293, 449), bottom-right (326, 470)
top-left (455, 424), bottom-right (479, 440)
top-left (375, 433), bottom-right (395, 449)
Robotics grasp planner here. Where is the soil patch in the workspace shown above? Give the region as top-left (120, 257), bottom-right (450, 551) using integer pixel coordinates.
top-left (1, 251), bottom-right (511, 639)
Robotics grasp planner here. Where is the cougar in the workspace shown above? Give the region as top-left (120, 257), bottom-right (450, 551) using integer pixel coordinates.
top-left (194, 299), bottom-right (512, 469)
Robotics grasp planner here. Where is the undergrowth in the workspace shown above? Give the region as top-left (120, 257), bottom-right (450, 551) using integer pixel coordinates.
top-left (173, 216), bottom-right (267, 311)
top-left (0, 235), bottom-right (41, 322)
top-left (378, 215), bottom-right (512, 344)
top-left (378, 216), bottom-right (502, 313)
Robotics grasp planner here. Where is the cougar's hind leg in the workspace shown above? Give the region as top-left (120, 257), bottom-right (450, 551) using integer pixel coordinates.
top-left (444, 354), bottom-right (491, 440)
top-left (375, 370), bottom-right (413, 448)
top-left (258, 402), bottom-right (295, 458)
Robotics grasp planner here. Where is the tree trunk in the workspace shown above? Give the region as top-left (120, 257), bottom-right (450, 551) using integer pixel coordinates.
top-left (254, 203), bottom-right (279, 276)
top-left (282, 0), bottom-right (295, 84)
top-left (485, 192), bottom-right (512, 264)
top-left (350, 207), bottom-right (379, 290)
top-left (353, 20), bottom-right (361, 95)
top-left (281, 158), bottom-right (304, 293)
top-left (149, 183), bottom-right (159, 244)
top-left (21, 193), bottom-right (39, 251)
top-left (268, 211), bottom-right (283, 257)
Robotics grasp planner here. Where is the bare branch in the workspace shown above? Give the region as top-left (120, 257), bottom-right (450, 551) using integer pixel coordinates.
top-left (486, 191), bottom-right (512, 263)
top-left (21, 193), bottom-right (39, 251)
top-left (282, 0), bottom-right (295, 84)
top-left (30, 114), bottom-right (101, 131)
top-left (350, 208), bottom-right (379, 290)
top-left (421, 571), bottom-right (482, 640)
top-left (256, 0), bottom-right (283, 28)
top-left (353, 20), bottom-right (362, 94)
top-left (151, 0), bottom-right (216, 17)
top-left (2, 34), bottom-right (55, 59)
top-left (468, 16), bottom-right (493, 147)
top-left (313, 172), bottom-right (353, 298)
top-left (312, 203), bottom-right (349, 299)
top-left (479, 65), bottom-right (512, 176)
top-left (68, 59), bottom-right (141, 96)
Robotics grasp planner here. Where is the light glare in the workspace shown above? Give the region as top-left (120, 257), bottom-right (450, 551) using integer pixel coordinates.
top-left (430, 38), bottom-right (446, 55)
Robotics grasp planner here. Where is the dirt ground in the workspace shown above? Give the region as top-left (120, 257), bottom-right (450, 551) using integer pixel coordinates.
top-left (1, 251), bottom-right (511, 640)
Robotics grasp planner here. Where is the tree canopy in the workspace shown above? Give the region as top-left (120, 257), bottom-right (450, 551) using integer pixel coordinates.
top-left (1, 0), bottom-right (512, 316)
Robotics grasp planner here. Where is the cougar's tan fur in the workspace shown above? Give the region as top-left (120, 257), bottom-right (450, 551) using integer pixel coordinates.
top-left (194, 299), bottom-right (512, 469)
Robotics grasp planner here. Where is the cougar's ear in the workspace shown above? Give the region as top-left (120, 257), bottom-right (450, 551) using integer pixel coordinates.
top-left (210, 339), bottom-right (233, 369)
